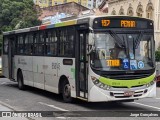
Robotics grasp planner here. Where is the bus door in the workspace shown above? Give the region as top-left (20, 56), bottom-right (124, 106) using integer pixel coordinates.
top-left (8, 36), bottom-right (15, 79)
top-left (76, 30), bottom-right (88, 99)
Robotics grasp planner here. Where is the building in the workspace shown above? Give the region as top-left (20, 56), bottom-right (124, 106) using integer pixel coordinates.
top-left (88, 0), bottom-right (103, 9)
top-left (37, 2), bottom-right (89, 24)
top-left (35, 0), bottom-right (106, 9)
top-left (35, 0), bottom-right (88, 8)
top-left (108, 0), bottom-right (160, 49)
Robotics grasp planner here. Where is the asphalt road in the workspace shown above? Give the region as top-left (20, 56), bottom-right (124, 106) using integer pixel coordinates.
top-left (0, 78), bottom-right (160, 120)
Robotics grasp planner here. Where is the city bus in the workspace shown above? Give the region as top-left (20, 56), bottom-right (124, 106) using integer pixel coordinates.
top-left (2, 15), bottom-right (156, 102)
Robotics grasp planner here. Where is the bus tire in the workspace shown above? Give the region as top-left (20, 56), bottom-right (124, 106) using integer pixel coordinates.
top-left (62, 80), bottom-right (72, 103)
top-left (17, 71), bottom-right (25, 90)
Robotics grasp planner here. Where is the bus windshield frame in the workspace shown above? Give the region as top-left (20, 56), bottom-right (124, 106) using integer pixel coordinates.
top-left (90, 30), bottom-right (155, 72)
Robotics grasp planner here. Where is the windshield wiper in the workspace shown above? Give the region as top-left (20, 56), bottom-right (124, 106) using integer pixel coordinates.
top-left (109, 30), bottom-right (126, 48)
top-left (134, 31), bottom-right (144, 49)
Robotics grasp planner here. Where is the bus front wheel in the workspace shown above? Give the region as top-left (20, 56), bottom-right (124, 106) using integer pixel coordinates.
top-left (17, 71), bottom-right (25, 90)
top-left (62, 80), bottom-right (72, 102)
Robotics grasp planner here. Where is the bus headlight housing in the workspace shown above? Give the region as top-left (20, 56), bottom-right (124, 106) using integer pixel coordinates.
top-left (91, 76), bottom-right (111, 90)
top-left (146, 80), bottom-right (155, 87)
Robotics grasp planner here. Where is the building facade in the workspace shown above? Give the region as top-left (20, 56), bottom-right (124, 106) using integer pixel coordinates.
top-left (108, 0), bottom-right (160, 49)
top-left (35, 0), bottom-right (88, 8)
top-left (37, 2), bottom-right (89, 24)
top-left (35, 0), bottom-right (105, 9)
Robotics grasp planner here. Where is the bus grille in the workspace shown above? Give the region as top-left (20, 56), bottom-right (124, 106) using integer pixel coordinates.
top-left (102, 73), bottom-right (151, 80)
top-left (110, 90), bottom-right (144, 98)
top-left (111, 85), bottom-right (144, 88)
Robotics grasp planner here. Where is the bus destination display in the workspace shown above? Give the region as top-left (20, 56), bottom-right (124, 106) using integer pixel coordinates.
top-left (93, 17), bottom-right (153, 29)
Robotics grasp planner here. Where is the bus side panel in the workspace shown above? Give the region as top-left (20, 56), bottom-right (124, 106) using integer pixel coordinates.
top-left (44, 57), bottom-right (58, 93)
top-left (2, 55), bottom-right (9, 78)
top-left (14, 55), bottom-right (24, 82)
top-left (23, 56), bottom-right (33, 86)
top-left (57, 58), bottom-right (76, 98)
top-left (33, 56), bottom-right (45, 89)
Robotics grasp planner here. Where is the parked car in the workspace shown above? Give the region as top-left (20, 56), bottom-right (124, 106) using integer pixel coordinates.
top-left (156, 75), bottom-right (160, 87)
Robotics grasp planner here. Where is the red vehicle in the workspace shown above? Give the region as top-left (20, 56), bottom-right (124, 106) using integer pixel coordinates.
top-left (156, 76), bottom-right (160, 87)
top-left (156, 70), bottom-right (160, 87)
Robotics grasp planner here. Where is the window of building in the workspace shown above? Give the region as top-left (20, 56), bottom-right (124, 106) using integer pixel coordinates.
top-left (111, 9), bottom-right (116, 15)
top-left (158, 14), bottom-right (160, 30)
top-left (137, 3), bottom-right (143, 17)
top-left (146, 2), bottom-right (154, 19)
top-left (159, 0), bottom-right (160, 12)
top-left (119, 6), bottom-right (124, 15)
top-left (49, 0), bottom-right (52, 6)
top-left (127, 5), bottom-right (134, 16)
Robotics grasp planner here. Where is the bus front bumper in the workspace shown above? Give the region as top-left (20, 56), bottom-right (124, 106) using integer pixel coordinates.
top-left (88, 82), bottom-right (156, 102)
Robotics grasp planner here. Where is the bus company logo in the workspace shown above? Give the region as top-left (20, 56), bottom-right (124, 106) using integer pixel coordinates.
top-left (101, 20), bottom-right (110, 27)
top-left (2, 112), bottom-right (12, 117)
top-left (52, 63), bottom-right (60, 70)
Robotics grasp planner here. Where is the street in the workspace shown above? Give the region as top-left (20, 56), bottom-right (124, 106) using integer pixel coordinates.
top-left (0, 78), bottom-right (160, 120)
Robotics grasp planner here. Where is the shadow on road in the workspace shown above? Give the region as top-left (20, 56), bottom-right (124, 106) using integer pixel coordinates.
top-left (3, 80), bottom-right (150, 111)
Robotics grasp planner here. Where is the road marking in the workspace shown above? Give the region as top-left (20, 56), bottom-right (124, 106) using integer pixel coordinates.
top-left (38, 102), bottom-right (70, 119)
top-left (133, 102), bottom-right (160, 110)
top-left (155, 98), bottom-right (160, 99)
top-left (0, 82), bottom-right (7, 85)
top-left (38, 102), bottom-right (69, 111)
top-left (56, 117), bottom-right (67, 119)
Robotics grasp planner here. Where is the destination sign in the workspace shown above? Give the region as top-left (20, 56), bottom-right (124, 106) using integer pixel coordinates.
top-left (93, 17), bottom-right (153, 29)
top-left (106, 60), bottom-right (120, 67)
top-left (121, 20), bottom-right (136, 28)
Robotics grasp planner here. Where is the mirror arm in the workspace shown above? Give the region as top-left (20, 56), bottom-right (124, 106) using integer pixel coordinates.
top-left (87, 46), bottom-right (95, 55)
top-left (89, 27), bottom-right (93, 32)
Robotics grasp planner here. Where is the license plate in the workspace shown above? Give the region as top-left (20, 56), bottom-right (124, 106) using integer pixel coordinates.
top-left (124, 91), bottom-right (134, 96)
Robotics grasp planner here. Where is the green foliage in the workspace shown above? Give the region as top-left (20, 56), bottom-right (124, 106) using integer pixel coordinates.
top-left (0, 0), bottom-right (41, 52)
top-left (155, 50), bottom-right (160, 61)
top-left (0, 0), bottom-right (41, 34)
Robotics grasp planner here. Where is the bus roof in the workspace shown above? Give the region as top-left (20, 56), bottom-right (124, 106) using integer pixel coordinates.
top-left (3, 15), bottom-right (153, 36)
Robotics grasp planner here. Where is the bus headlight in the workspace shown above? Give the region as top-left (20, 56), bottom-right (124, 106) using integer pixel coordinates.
top-left (91, 76), bottom-right (111, 90)
top-left (146, 80), bottom-right (155, 87)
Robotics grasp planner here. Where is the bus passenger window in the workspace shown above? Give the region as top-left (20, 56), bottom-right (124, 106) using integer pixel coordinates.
top-left (3, 38), bottom-right (8, 54)
top-left (59, 27), bottom-right (74, 57)
top-left (17, 35), bottom-right (24, 54)
top-left (46, 30), bottom-right (57, 56)
top-left (28, 34), bottom-right (34, 55)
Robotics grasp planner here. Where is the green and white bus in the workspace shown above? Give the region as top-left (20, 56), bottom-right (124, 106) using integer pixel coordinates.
top-left (2, 15), bottom-right (156, 102)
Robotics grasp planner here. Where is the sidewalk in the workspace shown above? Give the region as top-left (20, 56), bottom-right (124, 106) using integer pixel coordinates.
top-left (0, 103), bottom-right (29, 120)
top-left (0, 104), bottom-right (12, 111)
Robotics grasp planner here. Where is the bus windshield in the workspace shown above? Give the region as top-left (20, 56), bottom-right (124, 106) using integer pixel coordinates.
top-left (90, 31), bottom-right (154, 71)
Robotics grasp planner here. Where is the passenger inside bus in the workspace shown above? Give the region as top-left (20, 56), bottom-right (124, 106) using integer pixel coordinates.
top-left (110, 44), bottom-right (127, 59)
top-left (118, 50), bottom-right (127, 59)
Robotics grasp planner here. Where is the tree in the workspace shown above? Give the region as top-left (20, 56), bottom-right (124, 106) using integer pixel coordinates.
top-left (0, 0), bottom-right (41, 51)
top-left (0, 0), bottom-right (41, 33)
